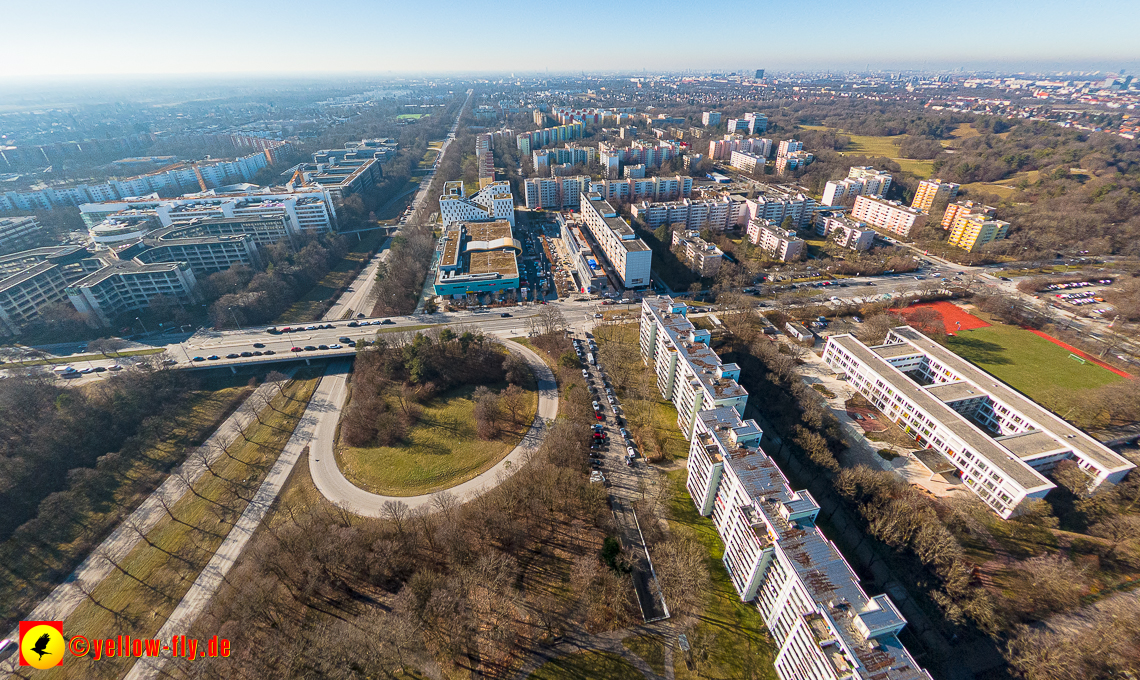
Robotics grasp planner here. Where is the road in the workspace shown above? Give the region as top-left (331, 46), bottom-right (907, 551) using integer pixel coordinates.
top-left (0, 377), bottom-right (292, 678)
top-left (121, 363), bottom-right (347, 680)
top-left (308, 339), bottom-right (558, 514)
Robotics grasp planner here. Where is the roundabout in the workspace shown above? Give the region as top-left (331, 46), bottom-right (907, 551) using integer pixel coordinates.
top-left (308, 339), bottom-right (559, 515)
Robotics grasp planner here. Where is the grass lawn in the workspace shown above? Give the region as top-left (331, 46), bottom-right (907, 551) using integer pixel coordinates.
top-left (397, 113), bottom-right (426, 120)
top-left (337, 373), bottom-right (538, 496)
top-left (798, 125), bottom-right (934, 178)
top-left (56, 371), bottom-right (321, 680)
top-left (945, 323), bottom-right (1123, 410)
top-left (664, 469), bottom-right (778, 680)
top-left (527, 651), bottom-right (644, 680)
top-left (276, 231), bottom-right (386, 323)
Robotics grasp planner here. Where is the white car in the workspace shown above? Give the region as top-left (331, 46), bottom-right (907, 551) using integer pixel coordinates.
top-left (626, 446), bottom-right (637, 458)
top-left (329, 344), bottom-right (342, 349)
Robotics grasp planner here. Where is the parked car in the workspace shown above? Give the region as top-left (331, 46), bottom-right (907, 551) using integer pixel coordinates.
top-left (207, 355), bottom-right (220, 361)
top-left (227, 353), bottom-right (241, 359)
top-left (304, 345), bottom-right (317, 351)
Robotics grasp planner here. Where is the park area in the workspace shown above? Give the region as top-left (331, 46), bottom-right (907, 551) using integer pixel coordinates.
top-left (799, 125), bottom-right (934, 177)
top-left (336, 378), bottom-right (538, 496)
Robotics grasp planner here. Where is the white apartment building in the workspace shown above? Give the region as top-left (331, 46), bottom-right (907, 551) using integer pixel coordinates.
top-left (686, 405), bottom-right (932, 680)
top-left (748, 220), bottom-right (805, 262)
top-left (631, 195), bottom-right (732, 231)
top-left (777, 139), bottom-right (803, 156)
top-left (439, 180), bottom-right (515, 227)
top-left (130, 234), bottom-right (260, 275)
top-left (735, 186), bottom-right (817, 229)
top-left (814, 212), bottom-right (876, 251)
top-left (730, 150), bottom-right (765, 174)
top-left (639, 296), bottom-right (749, 438)
top-left (78, 188), bottom-right (337, 235)
top-left (776, 150), bottom-right (814, 175)
top-left (586, 176), bottom-right (693, 204)
top-left (710, 136), bottom-right (771, 161)
top-left (846, 166), bottom-right (892, 197)
top-left (671, 229), bottom-right (724, 277)
top-left (702, 111), bottom-right (721, 126)
top-left (823, 327), bottom-right (1135, 518)
top-left (727, 113), bottom-right (768, 134)
top-left (851, 195), bottom-right (927, 239)
top-left (0, 257), bottom-right (75, 335)
top-left (522, 175), bottom-right (589, 210)
top-left (822, 179), bottom-right (864, 207)
top-left (579, 192), bottom-right (651, 289)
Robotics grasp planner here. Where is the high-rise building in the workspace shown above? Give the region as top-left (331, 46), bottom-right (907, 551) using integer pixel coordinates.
top-left (671, 229), bottom-right (724, 277)
top-left (578, 192), bottom-right (651, 289)
top-left (911, 179), bottom-right (960, 212)
top-left (941, 200), bottom-right (996, 230)
top-left (748, 220), bottom-right (805, 262)
top-left (701, 111), bottom-right (722, 127)
top-left (851, 195), bottom-right (927, 238)
top-left (948, 215), bottom-right (1010, 252)
top-left (775, 150), bottom-right (813, 175)
top-left (846, 166), bottom-right (893, 196)
top-left (754, 69), bottom-right (764, 79)
top-left (726, 112), bottom-right (768, 135)
top-left (814, 212), bottom-right (876, 251)
top-left (729, 150), bottom-right (765, 174)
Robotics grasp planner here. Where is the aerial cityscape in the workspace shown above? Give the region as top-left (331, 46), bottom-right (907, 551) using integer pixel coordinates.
top-left (0, 3), bottom-right (1139, 679)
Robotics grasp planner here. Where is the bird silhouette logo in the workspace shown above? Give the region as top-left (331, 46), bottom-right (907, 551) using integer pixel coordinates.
top-left (31, 634), bottom-right (52, 660)
top-left (18, 621), bottom-right (64, 668)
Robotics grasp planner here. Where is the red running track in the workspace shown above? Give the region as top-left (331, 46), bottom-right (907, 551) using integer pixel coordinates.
top-left (1024, 328), bottom-right (1132, 378)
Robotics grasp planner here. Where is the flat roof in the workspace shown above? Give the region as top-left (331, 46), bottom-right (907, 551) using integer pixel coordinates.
top-left (924, 381), bottom-right (985, 403)
top-left (440, 229), bottom-right (461, 269)
top-left (464, 220), bottom-right (513, 241)
top-left (831, 334), bottom-right (1049, 490)
top-left (890, 326), bottom-right (1133, 474)
top-left (996, 430), bottom-right (1070, 461)
top-left (0, 261), bottom-right (59, 294)
top-left (468, 250), bottom-right (518, 278)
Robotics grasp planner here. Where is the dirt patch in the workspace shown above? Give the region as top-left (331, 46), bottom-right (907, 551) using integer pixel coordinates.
top-left (845, 394), bottom-right (922, 450)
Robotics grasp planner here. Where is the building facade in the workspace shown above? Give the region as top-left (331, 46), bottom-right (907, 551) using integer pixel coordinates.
top-left (433, 220), bottom-right (521, 298)
top-left (702, 111), bottom-right (722, 126)
top-left (822, 327), bottom-right (1135, 517)
top-left (910, 179), bottom-right (960, 212)
top-left (671, 229), bottom-right (724, 277)
top-left (748, 220), bottom-right (805, 262)
top-left (814, 212), bottom-right (876, 251)
top-left (948, 215), bottom-right (1010, 252)
top-left (579, 192), bottom-right (651, 289)
top-left (439, 181), bottom-right (515, 227)
top-left (639, 296), bottom-right (748, 438)
top-left (851, 196), bottom-right (927, 239)
top-left (686, 406), bottom-right (932, 680)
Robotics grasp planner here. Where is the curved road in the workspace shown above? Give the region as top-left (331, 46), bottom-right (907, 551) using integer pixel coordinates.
top-left (309, 339), bottom-right (558, 515)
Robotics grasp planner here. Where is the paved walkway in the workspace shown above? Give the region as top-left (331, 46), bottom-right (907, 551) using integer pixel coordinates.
top-left (0, 376), bottom-right (293, 678)
top-left (308, 340), bottom-right (558, 515)
top-left (323, 236), bottom-right (392, 321)
top-left (122, 364), bottom-right (348, 679)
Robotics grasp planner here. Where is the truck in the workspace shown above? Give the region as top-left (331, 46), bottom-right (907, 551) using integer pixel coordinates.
top-left (587, 352), bottom-right (596, 366)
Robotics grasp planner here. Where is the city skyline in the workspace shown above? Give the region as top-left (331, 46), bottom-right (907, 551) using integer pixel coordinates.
top-left (1, 0), bottom-right (1138, 78)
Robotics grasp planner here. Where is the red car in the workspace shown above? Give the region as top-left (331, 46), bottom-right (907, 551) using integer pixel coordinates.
top-left (290, 346), bottom-right (303, 352)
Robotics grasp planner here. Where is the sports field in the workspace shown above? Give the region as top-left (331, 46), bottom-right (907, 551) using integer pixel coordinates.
top-left (899, 301), bottom-right (990, 331)
top-left (945, 323), bottom-right (1123, 408)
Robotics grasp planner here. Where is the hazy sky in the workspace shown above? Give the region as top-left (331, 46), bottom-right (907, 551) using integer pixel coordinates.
top-left (2, 0), bottom-right (1138, 78)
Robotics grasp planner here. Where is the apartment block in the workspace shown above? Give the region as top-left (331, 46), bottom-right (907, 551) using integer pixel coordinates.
top-left (823, 327), bottom-right (1135, 518)
top-left (302, 157), bottom-right (382, 204)
top-left (730, 150), bottom-right (765, 174)
top-left (814, 212), bottom-right (876, 251)
top-left (639, 296), bottom-right (748, 438)
top-left (66, 258), bottom-right (198, 327)
top-left (686, 405), bottom-right (932, 680)
top-left (578, 192), bottom-right (651, 289)
top-left (701, 111), bottom-right (722, 126)
top-left (631, 195), bottom-right (732, 231)
top-left (748, 220), bottom-right (805, 262)
top-left (558, 213), bottom-right (610, 295)
top-left (0, 216), bottom-right (41, 255)
top-left (775, 150), bottom-right (814, 175)
top-left (671, 229), bottom-right (724, 277)
top-left (439, 181), bottom-right (515, 227)
top-left (623, 164), bottom-right (647, 179)
top-left (948, 215), bottom-right (1010, 252)
top-left (522, 175), bottom-right (589, 210)
top-left (941, 200), bottom-right (996, 229)
top-left (586, 175), bottom-right (693, 204)
top-left (476, 133), bottom-right (495, 188)
top-left (124, 231), bottom-right (261, 275)
top-left (531, 144), bottom-right (595, 175)
top-left (851, 195), bottom-right (927, 239)
top-left (727, 113), bottom-right (768, 135)
top-left (777, 139), bottom-right (803, 156)
top-left (846, 166), bottom-right (893, 197)
top-left (0, 247), bottom-right (91, 335)
top-left (734, 185), bottom-right (817, 229)
top-left (515, 122), bottom-right (584, 155)
top-left (911, 179), bottom-right (960, 212)
top-left (709, 136), bottom-right (771, 161)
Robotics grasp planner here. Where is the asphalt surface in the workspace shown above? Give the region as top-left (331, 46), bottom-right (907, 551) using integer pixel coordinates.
top-left (308, 339), bottom-right (558, 514)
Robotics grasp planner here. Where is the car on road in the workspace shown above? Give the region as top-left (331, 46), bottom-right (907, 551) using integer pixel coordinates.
top-left (304, 345), bottom-right (317, 351)
top-left (291, 347), bottom-right (303, 352)
top-left (381, 319), bottom-right (395, 325)
top-left (240, 351), bottom-right (252, 357)
top-left (330, 344), bottom-right (342, 349)
top-left (317, 344), bottom-right (329, 350)
top-left (500, 312), bottom-right (511, 317)
top-left (192, 356), bottom-right (206, 362)
top-left (253, 342), bottom-right (265, 348)
top-left (347, 321), bottom-right (359, 327)
top-left (227, 353), bottom-right (241, 359)
top-left (161, 359), bottom-right (177, 366)
top-left (264, 350), bottom-right (276, 355)
top-left (207, 355), bottom-right (220, 361)
top-left (1000, 276), bottom-right (1012, 281)
top-left (81, 367), bottom-right (95, 374)
top-left (339, 337), bottom-right (351, 343)
top-left (607, 395), bottom-right (615, 404)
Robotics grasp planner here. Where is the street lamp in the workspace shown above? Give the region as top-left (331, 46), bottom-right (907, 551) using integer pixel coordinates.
top-left (136, 317), bottom-right (150, 335)
top-left (228, 307), bottom-right (242, 331)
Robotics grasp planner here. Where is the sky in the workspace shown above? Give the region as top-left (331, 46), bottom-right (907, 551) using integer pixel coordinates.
top-left (1, 0), bottom-right (1138, 78)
